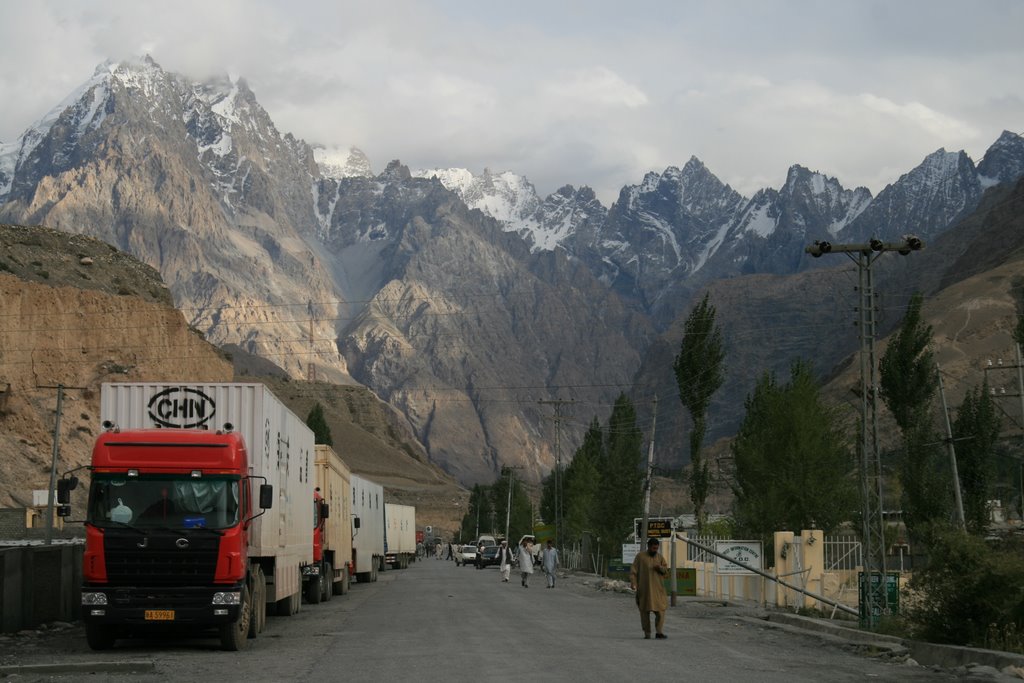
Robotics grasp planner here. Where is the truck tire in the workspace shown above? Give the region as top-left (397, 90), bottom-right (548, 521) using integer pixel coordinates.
top-left (85, 623), bottom-right (116, 650)
top-left (305, 574), bottom-right (322, 604)
top-left (249, 566), bottom-right (266, 638)
top-left (321, 563), bottom-right (333, 602)
top-left (219, 586), bottom-right (251, 651)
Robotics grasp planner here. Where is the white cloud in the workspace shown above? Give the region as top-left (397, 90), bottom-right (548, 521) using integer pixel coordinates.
top-left (0, 0), bottom-right (1021, 205)
top-left (542, 67), bottom-right (649, 109)
top-left (859, 94), bottom-right (981, 141)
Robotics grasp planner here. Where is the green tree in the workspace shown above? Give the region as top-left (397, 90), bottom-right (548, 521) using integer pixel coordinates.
top-left (460, 484), bottom-right (494, 542)
top-left (732, 361), bottom-right (857, 540)
top-left (907, 530), bottom-right (1024, 646)
top-left (562, 418), bottom-right (602, 544)
top-left (879, 293), bottom-right (937, 433)
top-left (674, 292), bottom-right (726, 534)
top-left (493, 469), bottom-right (533, 541)
top-left (954, 382), bottom-right (1002, 534)
top-left (595, 394), bottom-right (644, 559)
top-left (306, 402), bottom-right (333, 446)
top-left (878, 293), bottom-right (948, 538)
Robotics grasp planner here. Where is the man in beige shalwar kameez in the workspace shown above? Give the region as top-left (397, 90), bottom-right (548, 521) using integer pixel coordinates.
top-left (630, 537), bottom-right (669, 639)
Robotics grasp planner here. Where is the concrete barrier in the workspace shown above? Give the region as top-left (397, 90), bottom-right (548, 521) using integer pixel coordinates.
top-left (0, 544), bottom-right (83, 633)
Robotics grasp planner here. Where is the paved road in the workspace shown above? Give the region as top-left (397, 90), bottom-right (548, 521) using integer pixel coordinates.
top-left (0, 558), bottom-right (979, 681)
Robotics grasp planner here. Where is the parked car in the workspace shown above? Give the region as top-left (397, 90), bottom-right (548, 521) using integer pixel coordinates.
top-left (455, 544), bottom-right (477, 567)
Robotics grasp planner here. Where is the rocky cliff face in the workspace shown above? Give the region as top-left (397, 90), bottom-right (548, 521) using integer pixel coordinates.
top-left (0, 224), bottom-right (467, 533)
top-left (0, 224), bottom-right (233, 509)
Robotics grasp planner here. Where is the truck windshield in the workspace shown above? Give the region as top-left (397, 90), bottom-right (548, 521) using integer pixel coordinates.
top-left (87, 474), bottom-right (240, 530)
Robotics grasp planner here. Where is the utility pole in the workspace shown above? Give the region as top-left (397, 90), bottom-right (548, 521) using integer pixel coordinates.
top-left (307, 301), bottom-right (316, 383)
top-left (640, 396), bottom-right (658, 542)
top-left (538, 399), bottom-right (575, 548)
top-left (982, 347), bottom-right (1024, 520)
top-left (503, 466), bottom-right (521, 541)
top-left (936, 364), bottom-right (966, 530)
top-left (38, 383), bottom-right (87, 545)
top-left (804, 235), bottom-right (923, 627)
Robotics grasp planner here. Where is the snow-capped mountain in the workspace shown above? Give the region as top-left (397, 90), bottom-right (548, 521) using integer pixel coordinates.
top-left (978, 130), bottom-right (1024, 188)
top-left (566, 157), bottom-right (747, 316)
top-left (315, 145), bottom-right (373, 180)
top-left (838, 149), bottom-right (981, 243)
top-left (704, 165), bottom-right (873, 278)
top-left (2, 56), bottom-right (1024, 483)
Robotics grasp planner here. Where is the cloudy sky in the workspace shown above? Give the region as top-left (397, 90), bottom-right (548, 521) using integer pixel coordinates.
top-left (1, 1), bottom-right (1021, 203)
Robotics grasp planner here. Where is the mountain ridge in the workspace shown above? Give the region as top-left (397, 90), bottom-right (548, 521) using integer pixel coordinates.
top-left (2, 55), bottom-right (1024, 486)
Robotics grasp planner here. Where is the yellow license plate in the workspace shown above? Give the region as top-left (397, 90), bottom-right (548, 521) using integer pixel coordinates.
top-left (144, 610), bottom-right (175, 621)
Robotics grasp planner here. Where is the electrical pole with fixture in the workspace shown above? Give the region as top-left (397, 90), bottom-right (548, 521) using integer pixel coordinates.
top-left (37, 383), bottom-right (87, 545)
top-left (538, 398), bottom-right (574, 549)
top-left (804, 235), bottom-right (923, 627)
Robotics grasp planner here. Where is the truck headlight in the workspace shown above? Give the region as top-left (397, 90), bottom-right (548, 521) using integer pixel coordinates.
top-left (82, 592), bottom-right (109, 606)
top-left (212, 591), bottom-right (241, 605)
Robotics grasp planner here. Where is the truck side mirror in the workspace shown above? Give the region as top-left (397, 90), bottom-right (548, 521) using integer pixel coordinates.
top-left (353, 516), bottom-right (361, 529)
top-left (56, 505), bottom-right (71, 518)
top-left (56, 476), bottom-right (78, 504)
top-left (321, 503), bottom-right (329, 520)
top-left (259, 484), bottom-right (274, 510)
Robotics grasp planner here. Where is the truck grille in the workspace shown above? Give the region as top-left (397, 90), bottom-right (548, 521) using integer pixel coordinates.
top-left (103, 530), bottom-right (220, 586)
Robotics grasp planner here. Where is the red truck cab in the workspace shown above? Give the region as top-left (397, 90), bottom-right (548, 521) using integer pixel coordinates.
top-left (81, 426), bottom-right (265, 650)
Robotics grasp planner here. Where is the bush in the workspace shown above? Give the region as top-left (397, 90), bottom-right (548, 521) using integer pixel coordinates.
top-left (906, 528), bottom-right (1024, 649)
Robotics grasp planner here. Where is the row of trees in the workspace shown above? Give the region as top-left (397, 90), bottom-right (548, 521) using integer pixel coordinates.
top-left (524, 289), bottom-right (1016, 557)
top-left (459, 395), bottom-right (646, 560)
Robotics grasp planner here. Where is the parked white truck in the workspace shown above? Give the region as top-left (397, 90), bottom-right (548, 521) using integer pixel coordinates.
top-left (350, 474), bottom-right (385, 583)
top-left (79, 382), bottom-right (314, 650)
top-left (384, 503), bottom-right (416, 569)
top-left (303, 445), bottom-right (354, 603)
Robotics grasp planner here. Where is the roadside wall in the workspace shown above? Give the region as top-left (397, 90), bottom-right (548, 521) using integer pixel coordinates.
top-left (0, 544), bottom-right (83, 632)
top-left (677, 530), bottom-right (864, 614)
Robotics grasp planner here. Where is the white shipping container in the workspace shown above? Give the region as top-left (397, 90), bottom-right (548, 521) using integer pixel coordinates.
top-left (350, 473), bottom-right (384, 580)
top-left (100, 382), bottom-right (314, 601)
top-left (384, 503), bottom-right (416, 555)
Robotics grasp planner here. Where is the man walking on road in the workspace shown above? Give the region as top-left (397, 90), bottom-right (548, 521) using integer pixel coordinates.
top-left (517, 538), bottom-right (534, 587)
top-left (497, 539), bottom-right (514, 582)
top-left (630, 537), bottom-right (669, 639)
top-left (541, 540), bottom-right (559, 588)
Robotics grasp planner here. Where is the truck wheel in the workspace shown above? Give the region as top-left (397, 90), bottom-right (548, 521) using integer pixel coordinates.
top-left (85, 624), bottom-right (116, 651)
top-left (306, 574), bottom-right (322, 605)
top-left (249, 566), bottom-right (266, 638)
top-left (322, 563), bottom-right (333, 602)
top-left (219, 586), bottom-right (251, 651)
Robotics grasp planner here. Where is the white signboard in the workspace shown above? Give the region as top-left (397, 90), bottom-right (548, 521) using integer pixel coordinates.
top-left (622, 542), bottom-right (641, 564)
top-left (715, 540), bottom-right (762, 574)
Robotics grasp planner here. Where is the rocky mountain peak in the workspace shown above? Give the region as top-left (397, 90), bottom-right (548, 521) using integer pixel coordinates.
top-left (839, 147), bottom-right (981, 243)
top-left (382, 159), bottom-right (412, 181)
top-left (315, 145), bottom-right (373, 179)
top-left (978, 130), bottom-right (1024, 187)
